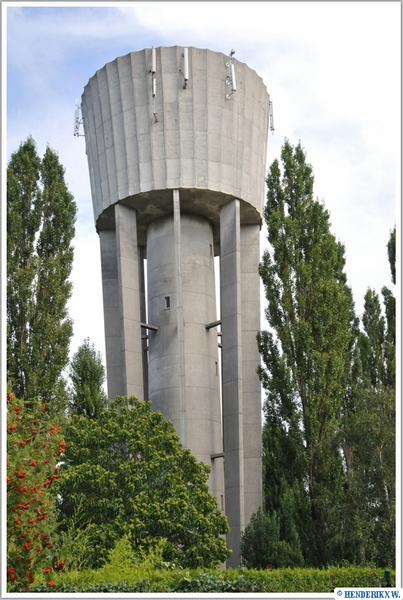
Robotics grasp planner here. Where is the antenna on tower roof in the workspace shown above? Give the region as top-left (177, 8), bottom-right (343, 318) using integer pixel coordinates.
top-left (180, 47), bottom-right (189, 89)
top-left (73, 99), bottom-right (84, 137)
top-left (150, 47), bottom-right (158, 122)
top-left (225, 49), bottom-right (236, 100)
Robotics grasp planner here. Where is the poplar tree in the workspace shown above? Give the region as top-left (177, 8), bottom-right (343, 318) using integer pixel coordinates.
top-left (7, 137), bottom-right (77, 409)
top-left (68, 338), bottom-right (107, 418)
top-left (258, 140), bottom-right (356, 566)
top-left (340, 227), bottom-right (396, 567)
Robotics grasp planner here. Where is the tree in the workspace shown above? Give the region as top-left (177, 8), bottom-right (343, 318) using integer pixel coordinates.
top-left (7, 137), bottom-right (77, 410)
top-left (386, 226), bottom-right (395, 286)
top-left (339, 227), bottom-right (396, 568)
top-left (240, 507), bottom-right (303, 569)
top-left (7, 386), bottom-right (66, 591)
top-left (68, 338), bottom-right (107, 418)
top-left (341, 386), bottom-right (395, 566)
top-left (55, 397), bottom-right (230, 569)
top-left (382, 226), bottom-right (396, 387)
top-left (258, 140), bottom-right (357, 566)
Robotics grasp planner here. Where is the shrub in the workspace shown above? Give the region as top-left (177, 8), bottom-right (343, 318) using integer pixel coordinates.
top-left (6, 388), bottom-right (66, 591)
top-left (29, 566), bottom-right (394, 593)
top-left (240, 507), bottom-right (304, 568)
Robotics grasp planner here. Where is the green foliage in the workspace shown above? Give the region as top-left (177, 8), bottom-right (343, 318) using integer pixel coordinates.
top-left (6, 386), bottom-right (66, 591)
top-left (7, 136), bottom-right (77, 411)
top-left (258, 139), bottom-right (356, 566)
top-left (29, 566), bottom-right (393, 593)
top-left (339, 225), bottom-right (395, 567)
top-left (56, 397), bottom-right (230, 569)
top-left (68, 338), bottom-right (107, 418)
top-left (341, 386), bottom-right (395, 566)
top-left (240, 507), bottom-right (304, 569)
top-left (386, 226), bottom-right (395, 285)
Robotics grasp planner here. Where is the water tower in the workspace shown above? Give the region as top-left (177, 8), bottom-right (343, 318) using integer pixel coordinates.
top-left (80, 46), bottom-right (271, 566)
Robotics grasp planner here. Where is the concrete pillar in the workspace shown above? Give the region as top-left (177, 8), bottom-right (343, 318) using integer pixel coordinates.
top-left (99, 229), bottom-right (124, 400)
top-left (147, 210), bottom-right (224, 501)
top-left (115, 204), bottom-right (144, 399)
top-left (220, 199), bottom-right (245, 567)
top-left (241, 224), bottom-right (262, 525)
top-left (138, 245), bottom-right (149, 400)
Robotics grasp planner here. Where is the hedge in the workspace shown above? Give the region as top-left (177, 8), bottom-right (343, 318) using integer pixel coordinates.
top-left (28, 566), bottom-right (394, 594)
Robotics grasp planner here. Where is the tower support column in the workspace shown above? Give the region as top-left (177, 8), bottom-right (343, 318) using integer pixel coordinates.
top-left (220, 199), bottom-right (245, 567)
top-left (115, 204), bottom-right (144, 399)
top-left (99, 229), bottom-right (124, 400)
top-left (241, 224), bottom-right (262, 525)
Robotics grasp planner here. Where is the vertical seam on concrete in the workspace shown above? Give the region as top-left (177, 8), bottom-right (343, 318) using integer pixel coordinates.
top-left (91, 75), bottom-right (104, 218)
top-left (173, 190), bottom-right (186, 447)
top-left (116, 57), bottom-right (129, 198)
top-left (130, 52), bottom-right (142, 195)
top-left (102, 65), bottom-right (114, 208)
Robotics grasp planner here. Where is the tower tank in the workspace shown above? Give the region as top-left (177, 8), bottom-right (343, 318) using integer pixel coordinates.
top-left (81, 46), bottom-right (270, 566)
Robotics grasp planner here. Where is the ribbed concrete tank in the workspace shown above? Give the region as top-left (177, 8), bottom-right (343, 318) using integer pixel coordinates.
top-left (81, 46), bottom-right (270, 566)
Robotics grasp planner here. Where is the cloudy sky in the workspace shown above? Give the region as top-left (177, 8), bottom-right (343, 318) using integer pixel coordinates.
top-left (4, 2), bottom-right (400, 368)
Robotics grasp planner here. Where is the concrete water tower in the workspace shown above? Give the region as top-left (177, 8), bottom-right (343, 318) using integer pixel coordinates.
top-left (80, 46), bottom-right (271, 566)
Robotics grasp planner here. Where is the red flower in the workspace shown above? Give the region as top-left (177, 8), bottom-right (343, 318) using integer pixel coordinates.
top-left (44, 459), bottom-right (50, 464)
top-left (43, 566), bottom-right (52, 573)
top-left (47, 581), bottom-right (56, 587)
top-left (19, 485), bottom-right (28, 492)
top-left (37, 514), bottom-right (46, 521)
top-left (7, 476), bottom-right (11, 484)
top-left (28, 518), bottom-right (36, 524)
top-left (13, 405), bottom-right (20, 414)
top-left (46, 543), bottom-right (53, 549)
top-left (36, 546), bottom-right (43, 553)
top-left (19, 440), bottom-right (26, 446)
top-left (28, 461), bottom-right (37, 467)
top-left (43, 479), bottom-right (51, 487)
top-left (15, 471), bottom-right (26, 479)
top-left (41, 403), bottom-right (46, 411)
top-left (7, 392), bottom-right (16, 400)
top-left (8, 424), bottom-right (17, 431)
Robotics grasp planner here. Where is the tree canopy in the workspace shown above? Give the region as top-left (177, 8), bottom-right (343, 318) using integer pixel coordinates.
top-left (56, 397), bottom-right (230, 569)
top-left (68, 338), bottom-right (107, 418)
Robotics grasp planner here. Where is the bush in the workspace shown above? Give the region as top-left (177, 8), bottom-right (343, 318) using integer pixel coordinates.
top-left (240, 507), bottom-right (304, 568)
top-left (6, 389), bottom-right (66, 591)
top-left (29, 566), bottom-right (394, 593)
